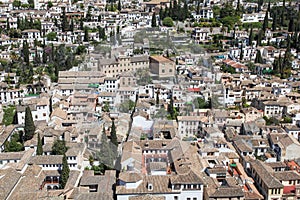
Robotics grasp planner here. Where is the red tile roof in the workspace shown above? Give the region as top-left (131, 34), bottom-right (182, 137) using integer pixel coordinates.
top-left (283, 185), bottom-right (296, 194)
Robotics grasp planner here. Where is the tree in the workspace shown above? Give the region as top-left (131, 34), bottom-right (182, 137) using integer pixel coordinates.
top-left (80, 17), bottom-right (84, 30)
top-left (6, 18), bottom-right (10, 30)
top-left (102, 102), bottom-right (110, 112)
top-left (118, 0), bottom-right (121, 11)
top-left (95, 129), bottom-right (116, 168)
top-left (249, 26), bottom-right (253, 46)
top-left (24, 106), bottom-right (35, 141)
top-left (36, 133), bottom-right (43, 155)
top-left (151, 12), bottom-right (157, 27)
top-left (4, 133), bottom-right (23, 152)
top-left (86, 6), bottom-right (92, 22)
top-left (61, 154), bottom-right (70, 189)
top-left (70, 19), bottom-right (74, 32)
top-left (110, 119), bottom-right (118, 146)
top-left (256, 30), bottom-right (263, 46)
top-left (28, 0), bottom-right (34, 8)
top-left (47, 1), bottom-right (53, 9)
top-left (162, 17), bottom-right (174, 27)
top-left (255, 50), bottom-right (263, 63)
top-left (52, 140), bottom-right (68, 155)
top-left (167, 95), bottom-right (177, 120)
top-left (98, 26), bottom-right (106, 40)
top-left (272, 13), bottom-right (277, 31)
top-left (262, 11), bottom-right (268, 32)
top-left (118, 99), bottom-right (135, 113)
top-left (61, 7), bottom-right (68, 32)
top-left (23, 40), bottom-right (30, 65)
top-left (240, 45), bottom-right (243, 61)
top-left (84, 27), bottom-right (89, 42)
top-left (156, 90), bottom-right (160, 105)
top-left (193, 97), bottom-right (210, 109)
top-left (12, 0), bottom-right (21, 9)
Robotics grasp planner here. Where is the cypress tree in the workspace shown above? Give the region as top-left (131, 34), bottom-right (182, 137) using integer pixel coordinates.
top-left (70, 19), bottom-right (74, 32)
top-left (36, 133), bottom-right (43, 155)
top-left (240, 45), bottom-right (244, 61)
top-left (83, 27), bottom-right (89, 42)
top-left (24, 106), bottom-right (35, 141)
top-left (97, 128), bottom-right (115, 167)
top-left (249, 26), bottom-right (253, 46)
top-left (61, 7), bottom-right (68, 32)
top-left (256, 30), bottom-right (263, 46)
top-left (6, 18), bottom-right (10, 30)
top-left (267, 0), bottom-right (271, 12)
top-left (255, 50), bottom-right (263, 63)
top-left (118, 0), bottom-right (121, 11)
top-left (263, 11), bottom-right (268, 32)
top-left (80, 17), bottom-right (84, 30)
top-left (288, 18), bottom-right (295, 32)
top-left (23, 40), bottom-right (30, 65)
top-left (272, 13), bottom-right (277, 31)
top-left (110, 119), bottom-right (118, 146)
top-left (61, 154), bottom-right (70, 189)
top-left (156, 89), bottom-right (160, 105)
top-left (151, 12), bottom-right (157, 27)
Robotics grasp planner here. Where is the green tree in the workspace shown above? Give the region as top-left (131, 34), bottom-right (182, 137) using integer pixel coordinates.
top-left (256, 30), bottom-right (263, 46)
top-left (61, 7), bottom-right (68, 32)
top-left (102, 101), bottom-right (110, 112)
top-left (110, 119), bottom-right (118, 146)
top-left (46, 32), bottom-right (57, 41)
top-left (70, 19), bottom-right (74, 32)
top-left (118, 0), bottom-right (121, 11)
top-left (36, 133), bottom-right (43, 155)
top-left (47, 1), bottom-right (53, 9)
top-left (249, 26), bottom-right (253, 46)
top-left (95, 129), bottom-right (116, 168)
top-left (61, 154), bottom-right (70, 189)
top-left (12, 0), bottom-right (21, 9)
top-left (28, 0), bottom-right (34, 8)
top-left (167, 95), bottom-right (177, 120)
top-left (5, 133), bottom-right (24, 152)
top-left (151, 12), bottom-right (157, 27)
top-left (193, 97), bottom-right (210, 109)
top-left (262, 11), bottom-right (268, 32)
top-left (240, 45), bottom-right (243, 61)
top-left (24, 106), bottom-right (35, 141)
top-left (255, 50), bottom-right (263, 63)
top-left (52, 140), bottom-right (68, 155)
top-left (2, 105), bottom-right (16, 126)
top-left (156, 90), bottom-right (160, 105)
top-left (98, 26), bottom-right (106, 40)
top-left (23, 40), bottom-right (30, 65)
top-left (272, 13), bottom-right (277, 31)
top-left (86, 6), bottom-right (92, 22)
top-left (6, 18), bottom-right (10, 30)
top-left (162, 17), bottom-right (174, 27)
top-left (84, 27), bottom-right (89, 42)
top-left (118, 99), bottom-right (135, 113)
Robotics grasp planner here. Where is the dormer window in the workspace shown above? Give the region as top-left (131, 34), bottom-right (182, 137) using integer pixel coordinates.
top-left (145, 143), bottom-right (149, 147)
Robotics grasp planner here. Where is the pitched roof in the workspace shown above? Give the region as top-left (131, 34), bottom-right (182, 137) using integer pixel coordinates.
top-left (250, 160), bottom-right (283, 189)
top-left (29, 155), bottom-right (63, 165)
top-left (51, 107), bottom-right (67, 120)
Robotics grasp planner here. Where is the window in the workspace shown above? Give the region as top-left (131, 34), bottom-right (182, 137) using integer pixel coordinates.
top-left (174, 197), bottom-right (178, 200)
top-left (162, 69), bottom-right (165, 73)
